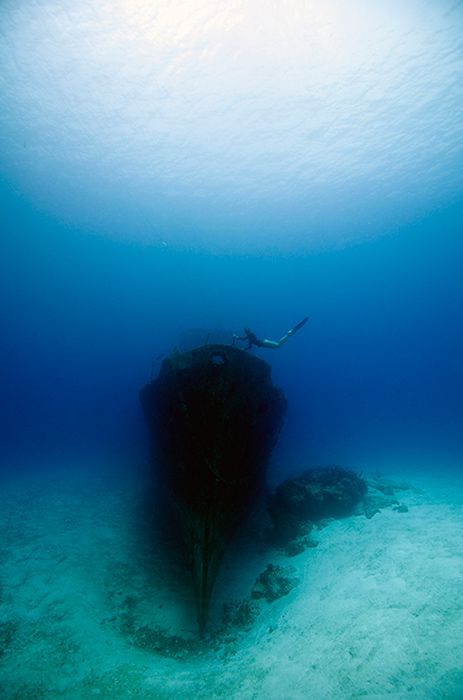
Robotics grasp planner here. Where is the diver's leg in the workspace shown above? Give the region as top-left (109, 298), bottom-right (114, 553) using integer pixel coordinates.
top-left (261, 338), bottom-right (283, 348)
top-left (270, 318), bottom-right (309, 347)
top-left (275, 333), bottom-right (291, 347)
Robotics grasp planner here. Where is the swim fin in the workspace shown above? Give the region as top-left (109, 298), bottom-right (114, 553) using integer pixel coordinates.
top-left (292, 316), bottom-right (309, 333)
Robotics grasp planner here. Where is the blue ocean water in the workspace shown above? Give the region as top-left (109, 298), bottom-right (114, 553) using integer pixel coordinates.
top-left (1, 0), bottom-right (462, 478)
top-left (1, 1), bottom-right (463, 697)
top-left (2, 183), bottom-right (462, 474)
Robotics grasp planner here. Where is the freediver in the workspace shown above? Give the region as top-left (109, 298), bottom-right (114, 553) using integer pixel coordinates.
top-left (233, 316), bottom-right (309, 350)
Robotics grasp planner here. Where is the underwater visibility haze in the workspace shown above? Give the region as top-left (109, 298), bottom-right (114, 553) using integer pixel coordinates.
top-left (1, 0), bottom-right (463, 698)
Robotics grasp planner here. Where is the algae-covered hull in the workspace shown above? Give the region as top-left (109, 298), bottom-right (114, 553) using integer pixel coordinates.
top-left (140, 344), bottom-right (286, 631)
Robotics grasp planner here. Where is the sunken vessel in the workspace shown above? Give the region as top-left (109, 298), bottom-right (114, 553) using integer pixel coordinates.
top-left (140, 343), bottom-right (286, 631)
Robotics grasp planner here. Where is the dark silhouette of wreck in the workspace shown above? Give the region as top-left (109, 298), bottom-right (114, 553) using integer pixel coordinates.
top-left (140, 343), bottom-right (286, 632)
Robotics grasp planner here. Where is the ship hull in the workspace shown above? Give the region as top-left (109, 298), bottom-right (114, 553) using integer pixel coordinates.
top-left (140, 344), bottom-right (286, 631)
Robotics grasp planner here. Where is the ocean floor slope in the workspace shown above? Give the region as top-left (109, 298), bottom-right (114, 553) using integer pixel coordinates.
top-left (1, 467), bottom-right (462, 699)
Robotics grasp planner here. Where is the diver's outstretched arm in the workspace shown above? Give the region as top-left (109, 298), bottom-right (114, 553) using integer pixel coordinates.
top-left (233, 332), bottom-right (253, 350)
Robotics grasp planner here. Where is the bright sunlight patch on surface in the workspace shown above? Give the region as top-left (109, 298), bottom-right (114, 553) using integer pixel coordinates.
top-left (1, 0), bottom-right (462, 251)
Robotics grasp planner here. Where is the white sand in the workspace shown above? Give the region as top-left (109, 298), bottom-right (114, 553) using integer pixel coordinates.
top-left (1, 466), bottom-right (463, 699)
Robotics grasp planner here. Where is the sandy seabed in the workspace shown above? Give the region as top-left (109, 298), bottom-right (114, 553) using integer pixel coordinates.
top-left (1, 464), bottom-right (462, 700)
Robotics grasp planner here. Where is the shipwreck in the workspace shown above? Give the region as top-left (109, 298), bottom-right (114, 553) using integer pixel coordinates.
top-left (140, 343), bottom-right (286, 632)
